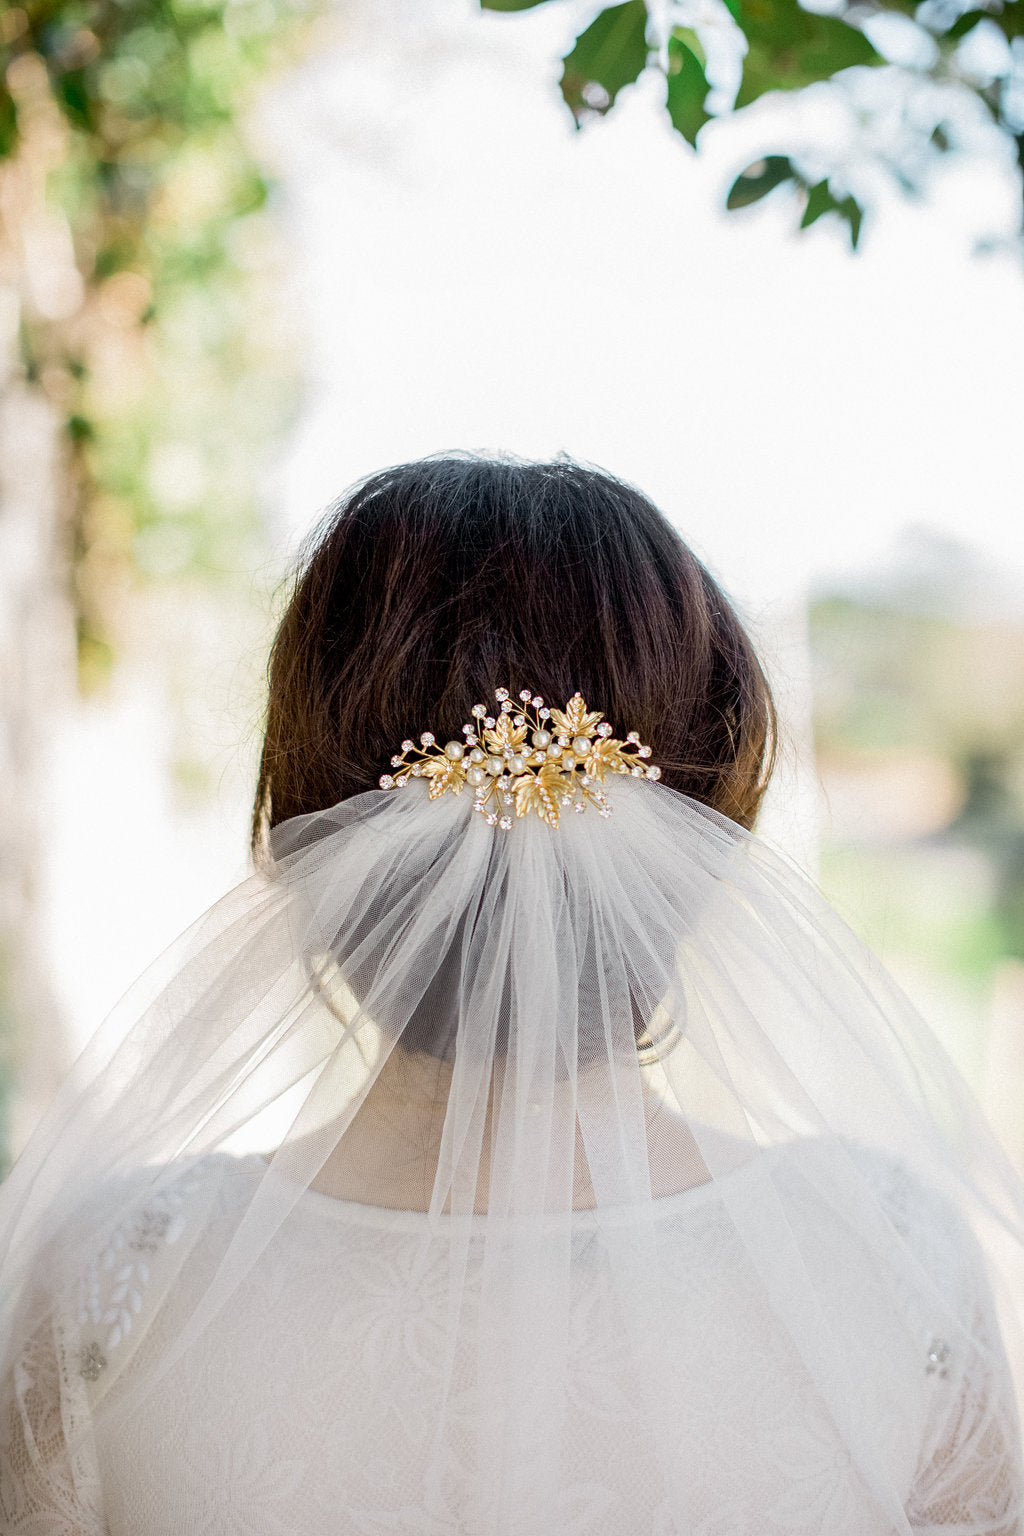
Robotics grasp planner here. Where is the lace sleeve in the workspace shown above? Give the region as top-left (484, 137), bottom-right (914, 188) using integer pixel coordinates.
top-left (0, 1303), bottom-right (107, 1535)
top-left (905, 1311), bottom-right (1024, 1535)
top-left (846, 1144), bottom-right (1024, 1533)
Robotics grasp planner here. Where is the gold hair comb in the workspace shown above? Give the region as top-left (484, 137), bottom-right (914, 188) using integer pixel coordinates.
top-left (379, 689), bottom-right (660, 829)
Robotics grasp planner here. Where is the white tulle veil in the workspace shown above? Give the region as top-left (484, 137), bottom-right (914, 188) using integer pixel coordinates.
top-left (3, 742), bottom-right (1024, 1533)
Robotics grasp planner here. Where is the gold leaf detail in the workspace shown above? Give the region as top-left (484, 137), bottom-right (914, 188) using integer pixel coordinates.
top-left (548, 693), bottom-right (603, 738)
top-left (515, 771), bottom-right (560, 827)
top-left (584, 738), bottom-right (625, 780)
top-left (423, 761), bottom-right (464, 798)
top-left (483, 715), bottom-right (528, 754)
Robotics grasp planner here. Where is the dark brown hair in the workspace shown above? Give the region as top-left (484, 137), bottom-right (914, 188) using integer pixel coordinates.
top-left (253, 455), bottom-right (775, 850)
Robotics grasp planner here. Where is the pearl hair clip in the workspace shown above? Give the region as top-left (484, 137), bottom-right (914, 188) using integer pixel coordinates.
top-left (379, 688), bottom-right (660, 829)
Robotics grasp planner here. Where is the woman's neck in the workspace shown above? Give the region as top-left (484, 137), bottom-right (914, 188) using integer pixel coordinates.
top-left (298, 1046), bottom-right (715, 1213)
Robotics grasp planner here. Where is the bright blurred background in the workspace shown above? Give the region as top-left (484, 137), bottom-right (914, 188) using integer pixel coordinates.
top-left (2, 0), bottom-right (1024, 1170)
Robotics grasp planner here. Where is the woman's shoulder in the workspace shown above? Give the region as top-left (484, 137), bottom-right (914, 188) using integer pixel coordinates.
top-left (59, 1152), bottom-right (261, 1398)
top-left (768, 1135), bottom-right (985, 1304)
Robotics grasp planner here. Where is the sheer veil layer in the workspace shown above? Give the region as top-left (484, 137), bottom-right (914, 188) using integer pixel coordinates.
top-left (2, 775), bottom-right (1024, 1534)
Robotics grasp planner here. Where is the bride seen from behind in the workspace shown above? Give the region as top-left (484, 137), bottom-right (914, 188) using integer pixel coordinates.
top-left (2, 454), bottom-right (1024, 1534)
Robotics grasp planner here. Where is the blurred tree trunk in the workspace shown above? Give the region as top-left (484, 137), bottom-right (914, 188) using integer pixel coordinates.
top-left (0, 378), bottom-right (76, 1162)
top-left (0, 93), bottom-right (79, 1164)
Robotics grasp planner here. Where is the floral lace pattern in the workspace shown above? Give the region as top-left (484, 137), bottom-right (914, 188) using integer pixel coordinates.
top-left (3, 1146), bottom-right (1022, 1535)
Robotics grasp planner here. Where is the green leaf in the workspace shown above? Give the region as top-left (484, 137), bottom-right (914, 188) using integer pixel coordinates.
top-left (56, 68), bottom-right (96, 132)
top-left (666, 30), bottom-right (712, 147)
top-left (67, 414), bottom-right (95, 444)
top-left (734, 0), bottom-right (881, 109)
top-left (560, 0), bottom-right (650, 124)
top-left (800, 177), bottom-right (864, 247)
top-left (945, 7), bottom-right (1000, 39)
top-left (726, 154), bottom-right (796, 208)
top-left (0, 92), bottom-right (16, 160)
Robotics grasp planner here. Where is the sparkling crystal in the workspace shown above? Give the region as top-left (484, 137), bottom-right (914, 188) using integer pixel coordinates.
top-left (646, 765), bottom-right (662, 780)
top-left (926, 1339), bottom-right (951, 1377)
top-left (79, 1342), bottom-right (107, 1382)
top-left (401, 739), bottom-right (414, 752)
top-left (498, 816), bottom-right (512, 830)
top-left (495, 687), bottom-right (509, 701)
top-left (627, 731), bottom-right (640, 743)
top-left (513, 714), bottom-right (525, 727)
top-left (519, 689), bottom-right (532, 701)
top-left (638, 745), bottom-right (651, 758)
top-left (420, 732), bottom-right (435, 746)
top-left (395, 774), bottom-right (409, 786)
top-left (573, 802), bottom-right (585, 814)
top-left (462, 723), bottom-right (474, 735)
top-left (484, 716), bottom-right (496, 729)
top-left (538, 706), bottom-right (550, 718)
top-left (532, 696), bottom-right (543, 708)
top-left (631, 765), bottom-right (644, 777)
top-left (600, 808), bottom-right (612, 819)
top-left (379, 774), bottom-right (395, 789)
top-left (557, 735), bottom-right (569, 747)
top-left (485, 813), bottom-right (498, 826)
top-left (500, 701), bottom-right (513, 713)
top-left (597, 722), bottom-right (613, 737)
top-left (472, 704), bottom-right (486, 718)
top-left (391, 756), bottom-right (402, 767)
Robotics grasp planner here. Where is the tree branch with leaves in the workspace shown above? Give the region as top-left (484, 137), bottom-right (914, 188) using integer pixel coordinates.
top-left (483, 0), bottom-right (1024, 248)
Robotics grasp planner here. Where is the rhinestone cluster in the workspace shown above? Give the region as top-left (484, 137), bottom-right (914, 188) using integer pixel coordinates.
top-left (380, 688), bottom-right (660, 829)
top-left (926, 1338), bottom-right (951, 1379)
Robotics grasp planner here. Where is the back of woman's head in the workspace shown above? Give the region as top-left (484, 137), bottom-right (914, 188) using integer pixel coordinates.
top-left (253, 455), bottom-right (775, 849)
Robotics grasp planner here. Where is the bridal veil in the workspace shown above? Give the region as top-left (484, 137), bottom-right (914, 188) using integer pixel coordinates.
top-left (2, 728), bottom-right (1024, 1533)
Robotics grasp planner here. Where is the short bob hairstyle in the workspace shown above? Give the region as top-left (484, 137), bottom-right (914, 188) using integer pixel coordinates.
top-left (253, 456), bottom-right (776, 850)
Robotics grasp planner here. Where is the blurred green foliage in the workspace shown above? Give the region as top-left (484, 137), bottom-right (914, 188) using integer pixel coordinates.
top-left (810, 542), bottom-right (1024, 987)
top-left (0, 0), bottom-right (315, 684)
top-left (482, 0), bottom-right (1024, 248)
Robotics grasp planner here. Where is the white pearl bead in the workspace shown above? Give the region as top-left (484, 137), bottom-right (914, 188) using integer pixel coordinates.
top-left (509, 754), bottom-right (526, 774)
top-left (486, 756), bottom-right (505, 776)
top-left (561, 752), bottom-right (576, 770)
top-left (444, 740), bottom-right (464, 760)
top-left (572, 736), bottom-right (591, 757)
top-left (546, 741), bottom-right (561, 759)
top-left (532, 729), bottom-right (552, 750)
top-left (469, 747), bottom-right (485, 764)
top-left (466, 765), bottom-right (486, 786)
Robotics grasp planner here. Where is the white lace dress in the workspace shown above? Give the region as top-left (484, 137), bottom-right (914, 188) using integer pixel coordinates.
top-left (2, 1144), bottom-right (1021, 1536)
